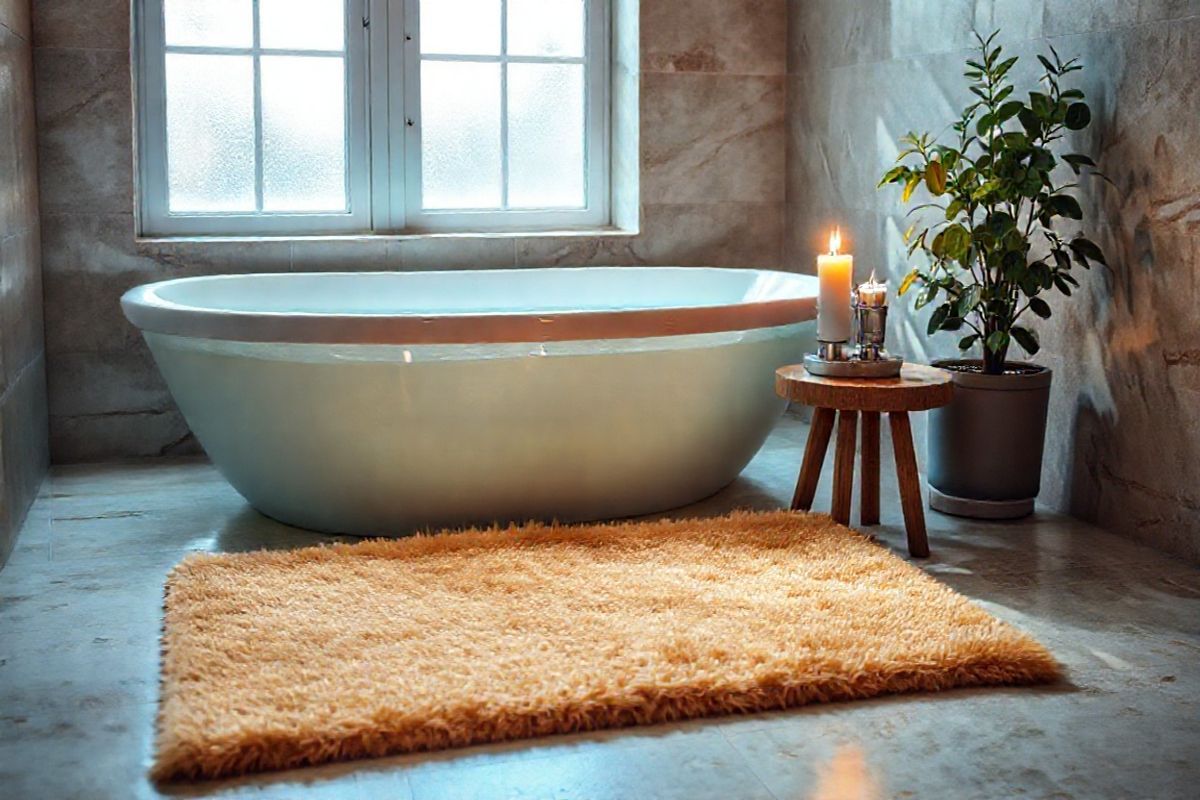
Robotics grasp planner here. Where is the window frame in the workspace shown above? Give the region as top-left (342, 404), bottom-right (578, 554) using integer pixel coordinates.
top-left (135, 0), bottom-right (611, 237)
top-left (135, 0), bottom-right (372, 236)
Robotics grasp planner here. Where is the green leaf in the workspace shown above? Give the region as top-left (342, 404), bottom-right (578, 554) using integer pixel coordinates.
top-left (915, 282), bottom-right (938, 310)
top-left (1065, 102), bottom-right (1092, 130)
top-left (956, 284), bottom-right (982, 317)
top-left (1030, 148), bottom-right (1056, 172)
top-left (946, 198), bottom-right (965, 220)
top-left (878, 166), bottom-right (907, 187)
top-left (985, 330), bottom-right (1010, 354)
top-left (994, 56), bottom-right (1019, 80)
top-left (987, 212), bottom-right (1016, 237)
top-left (958, 334), bottom-right (981, 351)
top-left (1029, 297), bottom-right (1052, 318)
top-left (898, 269), bottom-right (919, 296)
top-left (1004, 251), bottom-right (1028, 279)
top-left (996, 100), bottom-right (1024, 123)
top-left (941, 224), bottom-right (972, 261)
top-left (1018, 107), bottom-right (1041, 136)
top-left (1011, 326), bottom-right (1040, 355)
top-left (1029, 92), bottom-right (1053, 118)
top-left (925, 160), bottom-right (947, 195)
top-left (1060, 88), bottom-right (1085, 100)
top-left (999, 131), bottom-right (1029, 148)
top-left (927, 303), bottom-right (953, 335)
top-left (902, 174), bottom-right (921, 203)
top-left (1047, 194), bottom-right (1084, 219)
top-left (1037, 54), bottom-right (1057, 75)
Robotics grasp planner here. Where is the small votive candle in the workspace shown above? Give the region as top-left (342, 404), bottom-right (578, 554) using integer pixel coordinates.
top-left (857, 270), bottom-right (887, 307)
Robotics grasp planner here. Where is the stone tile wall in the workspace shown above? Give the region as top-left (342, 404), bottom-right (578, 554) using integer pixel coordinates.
top-left (32, 0), bottom-right (788, 461)
top-left (0, 0), bottom-right (49, 567)
top-left (786, 0), bottom-right (1200, 562)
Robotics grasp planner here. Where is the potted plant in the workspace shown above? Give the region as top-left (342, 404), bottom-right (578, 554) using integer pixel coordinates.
top-left (878, 31), bottom-right (1106, 519)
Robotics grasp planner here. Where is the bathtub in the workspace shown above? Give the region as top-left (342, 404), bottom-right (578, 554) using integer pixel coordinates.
top-left (122, 268), bottom-right (817, 534)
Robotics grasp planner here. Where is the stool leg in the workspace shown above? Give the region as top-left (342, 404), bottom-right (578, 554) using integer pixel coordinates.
top-left (791, 407), bottom-right (835, 510)
top-left (860, 411), bottom-right (880, 526)
top-left (889, 411), bottom-right (930, 557)
top-left (831, 410), bottom-right (858, 525)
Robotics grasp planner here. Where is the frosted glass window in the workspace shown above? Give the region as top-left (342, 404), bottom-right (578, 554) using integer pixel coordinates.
top-left (420, 0), bottom-right (500, 55)
top-left (138, 0), bottom-right (609, 234)
top-left (165, 53), bottom-right (256, 212)
top-left (508, 64), bottom-right (585, 208)
top-left (421, 61), bottom-right (502, 209)
top-left (507, 0), bottom-right (585, 57)
top-left (164, 0), bottom-right (253, 48)
top-left (261, 56), bottom-right (348, 212)
top-left (260, 0), bottom-right (345, 51)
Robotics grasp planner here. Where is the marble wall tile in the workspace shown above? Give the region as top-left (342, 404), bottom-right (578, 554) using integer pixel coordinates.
top-left (46, 349), bottom-right (171, 419)
top-left (517, 203), bottom-right (784, 269)
top-left (641, 73), bottom-right (785, 205)
top-left (0, 2), bottom-right (48, 568)
top-left (1137, 0), bottom-right (1200, 21)
top-left (31, 0), bottom-right (128, 50)
top-left (289, 237), bottom-right (399, 272)
top-left (642, 0), bottom-right (786, 75)
top-left (0, 18), bottom-right (37, 235)
top-left (396, 236), bottom-right (518, 270)
top-left (1, 358), bottom-right (49, 550)
top-left (0, 0), bottom-right (31, 40)
top-left (32, 46), bottom-right (132, 215)
top-left (1042, 0), bottom-right (1140, 36)
top-left (0, 231), bottom-right (44, 385)
top-left (50, 406), bottom-right (195, 462)
top-left (786, 0), bottom-right (891, 71)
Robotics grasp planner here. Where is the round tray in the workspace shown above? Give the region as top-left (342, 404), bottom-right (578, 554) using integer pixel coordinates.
top-left (803, 353), bottom-right (903, 379)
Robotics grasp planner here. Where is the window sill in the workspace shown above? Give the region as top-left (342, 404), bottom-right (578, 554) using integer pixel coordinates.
top-left (134, 226), bottom-right (639, 245)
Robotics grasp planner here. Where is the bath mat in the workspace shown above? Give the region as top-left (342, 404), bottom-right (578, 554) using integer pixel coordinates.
top-left (153, 510), bottom-right (1059, 781)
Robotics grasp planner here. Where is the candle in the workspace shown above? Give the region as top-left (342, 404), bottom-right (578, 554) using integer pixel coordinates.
top-left (817, 228), bottom-right (853, 342)
top-left (857, 270), bottom-right (887, 307)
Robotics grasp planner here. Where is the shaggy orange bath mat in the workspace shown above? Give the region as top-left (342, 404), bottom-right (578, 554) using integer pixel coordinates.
top-left (153, 510), bottom-right (1059, 781)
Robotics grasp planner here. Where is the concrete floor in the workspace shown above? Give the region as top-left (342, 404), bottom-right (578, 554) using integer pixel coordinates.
top-left (1, 414), bottom-right (1198, 799)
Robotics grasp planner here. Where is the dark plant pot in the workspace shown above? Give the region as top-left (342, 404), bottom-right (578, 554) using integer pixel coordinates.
top-left (926, 359), bottom-right (1052, 520)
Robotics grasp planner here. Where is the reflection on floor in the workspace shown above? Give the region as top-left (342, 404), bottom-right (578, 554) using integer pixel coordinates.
top-left (1, 414), bottom-right (1197, 799)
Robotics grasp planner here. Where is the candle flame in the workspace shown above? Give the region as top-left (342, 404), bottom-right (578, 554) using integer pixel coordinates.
top-left (829, 227), bottom-right (842, 256)
top-left (868, 269), bottom-right (877, 284)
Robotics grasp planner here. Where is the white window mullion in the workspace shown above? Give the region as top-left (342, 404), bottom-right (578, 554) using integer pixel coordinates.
top-left (499, 0), bottom-right (509, 211)
top-left (251, 0), bottom-right (265, 212)
top-left (367, 0), bottom-right (395, 230)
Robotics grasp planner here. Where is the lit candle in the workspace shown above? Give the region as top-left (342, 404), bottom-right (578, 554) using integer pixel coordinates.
top-left (857, 270), bottom-right (887, 307)
top-left (817, 228), bottom-right (853, 342)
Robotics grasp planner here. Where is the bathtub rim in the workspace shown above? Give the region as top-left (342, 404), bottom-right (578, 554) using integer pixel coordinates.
top-left (121, 267), bottom-right (818, 345)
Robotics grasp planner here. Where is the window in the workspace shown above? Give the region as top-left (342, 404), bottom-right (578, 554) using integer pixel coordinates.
top-left (135, 0), bottom-right (610, 236)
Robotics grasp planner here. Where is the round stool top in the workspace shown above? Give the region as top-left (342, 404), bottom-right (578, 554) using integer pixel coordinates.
top-left (775, 363), bottom-right (954, 412)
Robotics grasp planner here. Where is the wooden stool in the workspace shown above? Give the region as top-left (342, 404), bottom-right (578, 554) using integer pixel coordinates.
top-left (774, 363), bottom-right (954, 557)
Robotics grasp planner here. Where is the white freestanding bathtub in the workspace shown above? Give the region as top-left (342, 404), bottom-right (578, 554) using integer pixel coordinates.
top-left (122, 268), bottom-right (817, 534)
